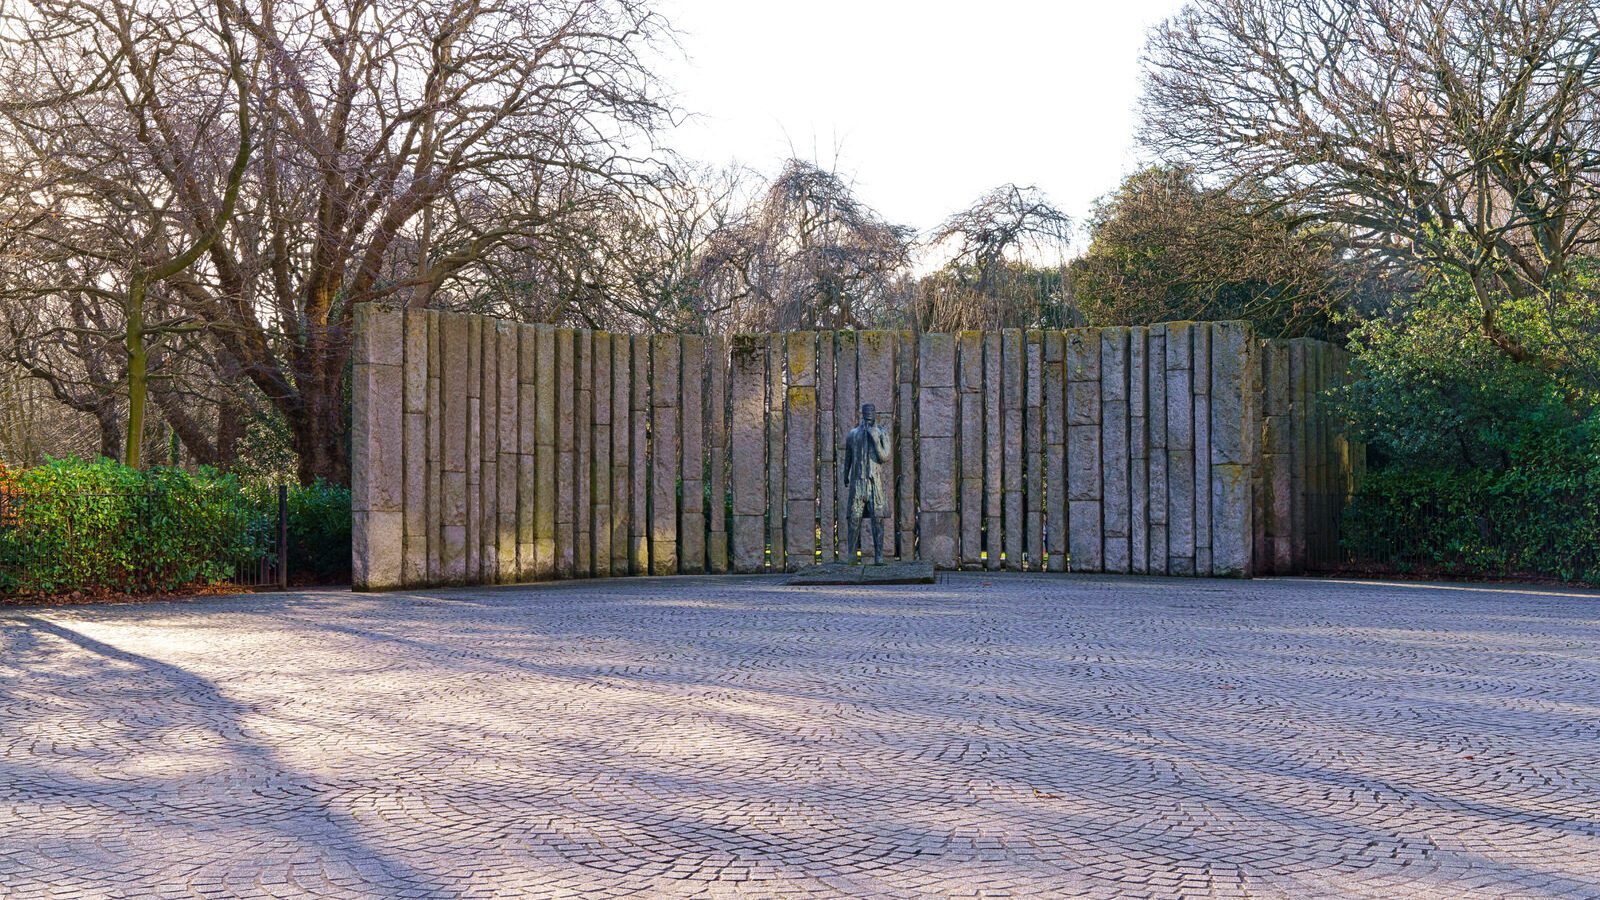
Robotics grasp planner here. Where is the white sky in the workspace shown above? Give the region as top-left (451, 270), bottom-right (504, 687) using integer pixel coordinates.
top-left (656, 0), bottom-right (1190, 242)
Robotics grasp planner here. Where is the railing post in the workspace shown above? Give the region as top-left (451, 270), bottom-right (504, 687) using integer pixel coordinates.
top-left (278, 483), bottom-right (289, 590)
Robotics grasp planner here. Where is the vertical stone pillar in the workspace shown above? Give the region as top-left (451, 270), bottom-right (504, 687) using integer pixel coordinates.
top-left (440, 314), bottom-right (470, 582)
top-left (516, 324), bottom-right (537, 581)
top-left (401, 309), bottom-right (429, 587)
top-left (1066, 328), bottom-right (1103, 572)
top-left (1165, 322), bottom-right (1196, 575)
top-left (1262, 339), bottom-right (1292, 573)
top-left (650, 333), bottom-right (680, 575)
top-left (729, 335), bottom-right (767, 572)
top-left (917, 332), bottom-right (957, 568)
top-left (573, 329), bottom-right (593, 577)
top-left (352, 303), bottom-right (404, 591)
top-left (706, 334), bottom-right (730, 573)
top-left (1000, 329), bottom-right (1024, 569)
top-left (815, 334), bottom-right (836, 564)
top-left (479, 318), bottom-right (499, 582)
top-left (958, 331), bottom-right (986, 569)
top-left (495, 321), bottom-right (518, 583)
top-left (554, 328), bottom-right (575, 578)
top-left (611, 333), bottom-right (633, 576)
top-left (1043, 330), bottom-right (1067, 572)
top-left (1210, 321), bottom-right (1254, 576)
top-left (895, 331), bottom-right (916, 559)
top-left (680, 334), bottom-right (706, 574)
top-left (784, 332), bottom-right (817, 569)
top-left (1192, 324), bottom-right (1213, 576)
top-left (765, 333), bottom-right (787, 571)
top-left (1024, 331), bottom-right (1044, 569)
top-left (465, 315), bottom-right (482, 580)
top-left (532, 325), bottom-right (557, 578)
top-left (1147, 325), bottom-right (1169, 575)
top-left (426, 311), bottom-right (443, 584)
top-left (1101, 327), bottom-right (1131, 574)
top-left (630, 335), bottom-right (650, 575)
top-left (1129, 327), bottom-right (1150, 574)
top-left (834, 332), bottom-right (858, 562)
top-left (982, 331), bottom-right (1002, 570)
top-left (1289, 339), bottom-right (1309, 571)
top-left (592, 332), bottom-right (613, 577)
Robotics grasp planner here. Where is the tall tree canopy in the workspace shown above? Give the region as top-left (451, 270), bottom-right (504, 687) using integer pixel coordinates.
top-left (0, 0), bottom-right (670, 482)
top-left (1141, 0), bottom-right (1600, 358)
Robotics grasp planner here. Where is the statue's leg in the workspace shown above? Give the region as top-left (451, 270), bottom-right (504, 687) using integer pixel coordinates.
top-left (846, 517), bottom-right (860, 564)
top-left (870, 517), bottom-right (884, 565)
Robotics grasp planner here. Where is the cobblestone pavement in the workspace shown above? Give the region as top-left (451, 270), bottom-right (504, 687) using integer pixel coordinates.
top-left (3, 574), bottom-right (1599, 899)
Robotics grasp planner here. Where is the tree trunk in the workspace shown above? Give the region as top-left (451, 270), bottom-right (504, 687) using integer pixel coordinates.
top-left (123, 274), bottom-right (149, 468)
top-left (291, 376), bottom-right (350, 486)
top-left (94, 398), bottom-right (122, 462)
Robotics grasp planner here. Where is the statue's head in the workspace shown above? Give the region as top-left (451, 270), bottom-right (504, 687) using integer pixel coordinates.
top-left (860, 403), bottom-right (876, 426)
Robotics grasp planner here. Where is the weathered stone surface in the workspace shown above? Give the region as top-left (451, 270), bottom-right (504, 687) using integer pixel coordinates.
top-left (352, 509), bottom-right (404, 591)
top-left (729, 336), bottom-right (767, 524)
top-left (707, 335), bottom-right (730, 571)
top-left (919, 510), bottom-right (957, 569)
top-left (1042, 331), bottom-right (1067, 572)
top-left (1129, 327), bottom-right (1149, 575)
top-left (1211, 462), bottom-right (1252, 576)
top-left (1146, 327), bottom-right (1169, 577)
top-left (553, 329), bottom-right (574, 577)
top-left (1000, 329), bottom-right (1024, 570)
top-left (680, 335), bottom-right (705, 575)
top-left (732, 514), bottom-right (764, 573)
top-left (895, 330), bottom-right (916, 559)
top-left (983, 331), bottom-right (1002, 570)
top-left (1023, 331), bottom-right (1044, 569)
top-left (1068, 500), bottom-right (1102, 571)
top-left (356, 317), bottom-right (1362, 588)
top-left (834, 332), bottom-right (858, 562)
top-left (1064, 328), bottom-right (1100, 382)
top-left (767, 334), bottom-right (787, 571)
top-left (611, 332), bottom-right (632, 576)
top-left (630, 335), bottom-right (650, 575)
top-left (593, 332), bottom-right (613, 579)
top-left (651, 336), bottom-right (680, 577)
top-left (426, 313), bottom-right (443, 584)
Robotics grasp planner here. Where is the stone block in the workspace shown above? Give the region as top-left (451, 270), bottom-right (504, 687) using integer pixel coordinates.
top-left (1065, 328), bottom-right (1100, 382)
top-left (1212, 462), bottom-right (1252, 576)
top-left (919, 436), bottom-right (957, 511)
top-left (918, 386), bottom-right (957, 438)
top-left (1067, 423), bottom-right (1101, 501)
top-left (1069, 500), bottom-right (1102, 572)
top-left (352, 509), bottom-right (403, 591)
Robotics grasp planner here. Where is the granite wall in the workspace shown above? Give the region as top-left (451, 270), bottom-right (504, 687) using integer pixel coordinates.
top-left (352, 307), bottom-right (1356, 588)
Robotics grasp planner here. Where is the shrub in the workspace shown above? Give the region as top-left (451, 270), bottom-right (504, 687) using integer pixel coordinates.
top-left (0, 458), bottom-right (270, 595)
top-left (1336, 273), bottom-right (1600, 583)
top-left (247, 479), bottom-right (352, 582)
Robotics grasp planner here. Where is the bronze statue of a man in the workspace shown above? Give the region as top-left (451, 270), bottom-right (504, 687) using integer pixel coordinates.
top-left (842, 403), bottom-right (892, 564)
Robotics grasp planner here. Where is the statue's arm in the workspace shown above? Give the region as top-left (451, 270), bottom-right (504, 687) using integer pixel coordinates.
top-left (873, 427), bottom-right (891, 461)
top-left (842, 436), bottom-right (854, 475)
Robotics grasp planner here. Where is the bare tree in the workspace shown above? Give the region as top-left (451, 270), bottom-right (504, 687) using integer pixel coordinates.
top-left (1, 0), bottom-right (670, 483)
top-left (1141, 0), bottom-right (1600, 360)
top-left (696, 159), bottom-right (914, 331)
top-left (916, 184), bottom-right (1073, 331)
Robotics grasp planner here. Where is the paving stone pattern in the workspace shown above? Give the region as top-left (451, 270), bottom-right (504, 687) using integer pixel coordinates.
top-left (3, 575), bottom-right (1598, 899)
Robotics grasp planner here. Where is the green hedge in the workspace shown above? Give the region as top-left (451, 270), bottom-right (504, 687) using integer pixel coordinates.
top-left (0, 458), bottom-right (268, 595)
top-left (1337, 272), bottom-right (1600, 584)
top-left (0, 459), bottom-right (353, 596)
top-left (1343, 463), bottom-right (1600, 583)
